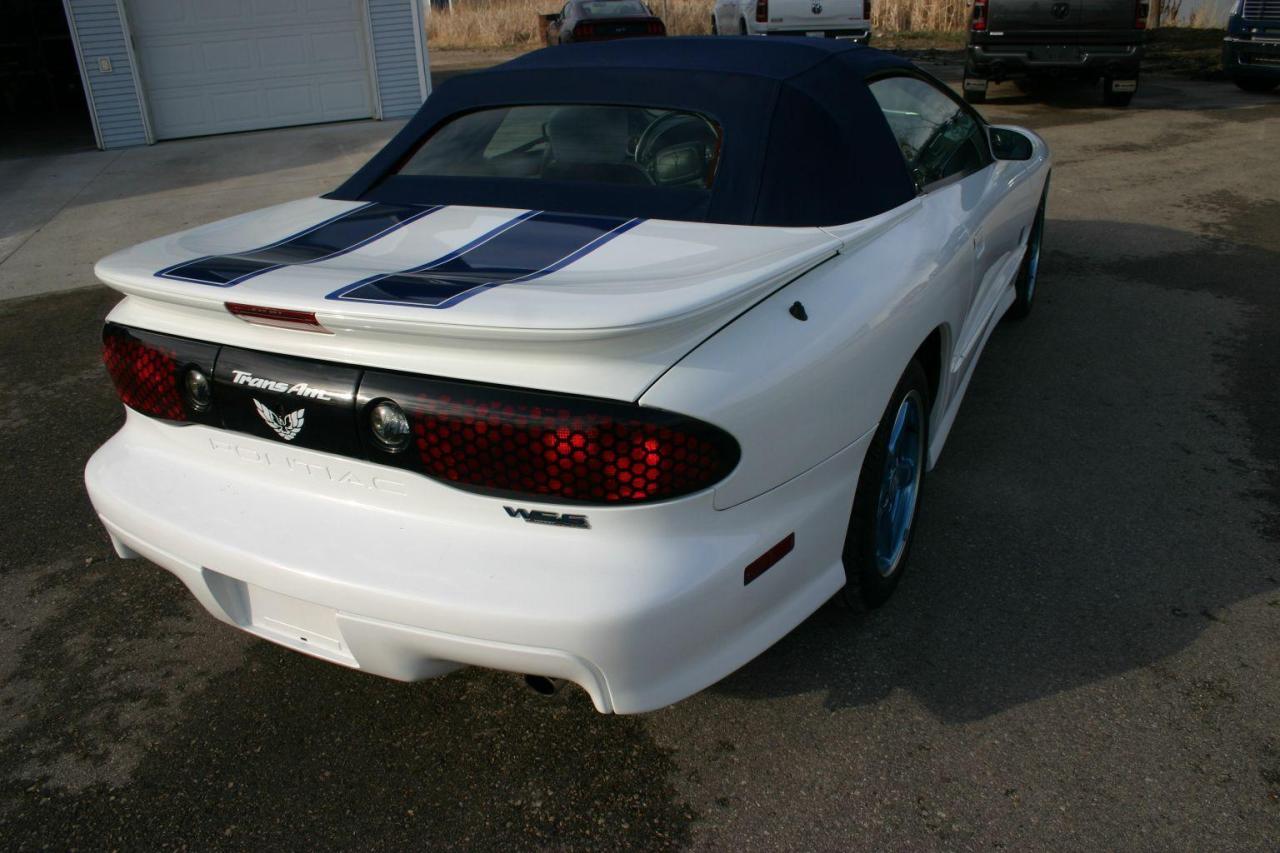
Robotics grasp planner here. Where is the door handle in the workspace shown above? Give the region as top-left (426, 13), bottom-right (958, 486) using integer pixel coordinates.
top-left (973, 229), bottom-right (986, 258)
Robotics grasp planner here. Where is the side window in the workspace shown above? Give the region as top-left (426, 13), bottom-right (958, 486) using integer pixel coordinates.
top-left (869, 76), bottom-right (990, 192)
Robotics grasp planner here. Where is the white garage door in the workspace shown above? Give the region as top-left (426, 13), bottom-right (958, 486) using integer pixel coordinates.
top-left (128, 0), bottom-right (375, 140)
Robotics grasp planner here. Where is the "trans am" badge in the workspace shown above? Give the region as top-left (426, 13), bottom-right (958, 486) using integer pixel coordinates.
top-left (233, 369), bottom-right (334, 401)
top-left (253, 399), bottom-right (306, 441)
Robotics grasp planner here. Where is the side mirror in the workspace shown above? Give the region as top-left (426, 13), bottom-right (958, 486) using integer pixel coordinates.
top-left (989, 127), bottom-right (1034, 161)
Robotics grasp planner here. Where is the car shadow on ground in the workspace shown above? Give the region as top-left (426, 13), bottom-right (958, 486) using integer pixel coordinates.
top-left (712, 218), bottom-right (1280, 719)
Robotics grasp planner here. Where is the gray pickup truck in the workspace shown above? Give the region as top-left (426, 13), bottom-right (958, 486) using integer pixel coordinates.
top-left (963, 0), bottom-right (1149, 106)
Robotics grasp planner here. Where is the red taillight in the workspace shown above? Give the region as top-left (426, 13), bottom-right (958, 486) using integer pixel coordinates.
top-left (648, 19), bottom-right (665, 34)
top-left (862, 0), bottom-right (870, 20)
top-left (1135, 0), bottom-right (1148, 28)
top-left (360, 373), bottom-right (740, 505)
top-left (971, 0), bottom-right (988, 31)
top-left (102, 323), bottom-right (220, 423)
top-left (755, 0), bottom-right (768, 23)
top-left (226, 302), bottom-right (331, 333)
top-left (103, 327), bottom-right (185, 421)
top-left (574, 21), bottom-right (595, 38)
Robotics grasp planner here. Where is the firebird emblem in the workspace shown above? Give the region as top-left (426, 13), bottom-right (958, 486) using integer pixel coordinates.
top-left (253, 399), bottom-right (305, 442)
top-left (1051, 1), bottom-right (1070, 18)
top-left (811, 0), bottom-right (823, 12)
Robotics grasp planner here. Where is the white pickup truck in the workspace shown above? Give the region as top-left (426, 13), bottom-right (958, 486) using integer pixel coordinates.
top-left (712, 0), bottom-right (871, 40)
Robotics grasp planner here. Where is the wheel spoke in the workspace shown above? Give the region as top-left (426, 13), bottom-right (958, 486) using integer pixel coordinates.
top-left (873, 391), bottom-right (924, 578)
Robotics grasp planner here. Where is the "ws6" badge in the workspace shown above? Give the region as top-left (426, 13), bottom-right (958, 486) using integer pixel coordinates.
top-left (503, 507), bottom-right (590, 529)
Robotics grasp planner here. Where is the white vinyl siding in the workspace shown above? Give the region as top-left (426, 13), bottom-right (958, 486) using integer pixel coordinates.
top-left (64, 0), bottom-right (150, 149)
top-left (368, 0), bottom-right (427, 118)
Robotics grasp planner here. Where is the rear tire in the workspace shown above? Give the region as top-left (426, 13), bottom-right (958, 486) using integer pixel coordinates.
top-left (840, 360), bottom-right (930, 610)
top-left (1006, 177), bottom-right (1049, 321)
top-left (711, 14), bottom-right (719, 35)
top-left (1234, 76), bottom-right (1279, 93)
top-left (739, 18), bottom-right (748, 35)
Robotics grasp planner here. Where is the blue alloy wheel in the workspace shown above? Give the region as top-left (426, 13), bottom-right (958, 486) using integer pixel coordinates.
top-left (874, 390), bottom-right (924, 578)
top-left (841, 358), bottom-right (929, 610)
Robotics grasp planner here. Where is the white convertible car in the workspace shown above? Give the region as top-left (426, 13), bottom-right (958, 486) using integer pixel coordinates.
top-left (86, 38), bottom-right (1050, 713)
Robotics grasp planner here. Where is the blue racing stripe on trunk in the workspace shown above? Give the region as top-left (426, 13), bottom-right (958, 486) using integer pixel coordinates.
top-left (326, 211), bottom-right (641, 309)
top-left (156, 203), bottom-right (441, 287)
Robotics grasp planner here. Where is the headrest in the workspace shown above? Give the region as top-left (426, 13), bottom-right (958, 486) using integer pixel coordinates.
top-left (548, 106), bottom-right (630, 164)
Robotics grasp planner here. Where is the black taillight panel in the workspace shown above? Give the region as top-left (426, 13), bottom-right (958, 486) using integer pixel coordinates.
top-left (103, 323), bottom-right (741, 505)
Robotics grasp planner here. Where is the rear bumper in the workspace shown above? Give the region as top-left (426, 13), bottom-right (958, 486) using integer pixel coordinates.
top-left (1223, 37), bottom-right (1280, 78)
top-left (85, 410), bottom-right (865, 713)
top-left (966, 43), bottom-right (1142, 79)
top-left (761, 25), bottom-right (870, 41)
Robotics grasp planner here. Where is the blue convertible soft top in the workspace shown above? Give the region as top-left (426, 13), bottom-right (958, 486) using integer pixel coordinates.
top-left (329, 38), bottom-right (919, 227)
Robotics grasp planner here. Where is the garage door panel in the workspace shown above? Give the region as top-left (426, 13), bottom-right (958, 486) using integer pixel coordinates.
top-left (253, 0), bottom-right (304, 15)
top-left (130, 0), bottom-right (186, 25)
top-left (145, 93), bottom-right (205, 133)
top-left (311, 31), bottom-right (365, 64)
top-left (203, 39), bottom-right (256, 75)
top-left (265, 84), bottom-right (319, 119)
top-left (195, 1), bottom-right (254, 24)
top-left (211, 89), bottom-right (273, 125)
top-left (144, 43), bottom-right (200, 77)
top-left (259, 34), bottom-right (309, 68)
top-left (129, 0), bottom-right (375, 138)
top-left (318, 78), bottom-right (372, 113)
top-left (309, 0), bottom-right (361, 11)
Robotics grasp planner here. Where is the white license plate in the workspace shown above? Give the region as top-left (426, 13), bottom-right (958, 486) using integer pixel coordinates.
top-left (964, 78), bottom-right (988, 91)
top-left (807, 30), bottom-right (824, 37)
top-left (1111, 79), bottom-right (1138, 92)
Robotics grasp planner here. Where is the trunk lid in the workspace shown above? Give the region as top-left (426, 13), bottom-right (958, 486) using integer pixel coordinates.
top-left (766, 0), bottom-right (865, 29)
top-left (986, 0), bottom-right (1083, 41)
top-left (96, 198), bottom-right (843, 401)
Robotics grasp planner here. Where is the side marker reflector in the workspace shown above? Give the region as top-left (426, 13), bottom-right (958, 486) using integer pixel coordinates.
top-left (226, 302), bottom-right (331, 333)
top-left (743, 533), bottom-right (795, 586)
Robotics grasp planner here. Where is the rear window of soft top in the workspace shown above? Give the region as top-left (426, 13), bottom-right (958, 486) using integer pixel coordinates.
top-left (393, 104), bottom-right (722, 190)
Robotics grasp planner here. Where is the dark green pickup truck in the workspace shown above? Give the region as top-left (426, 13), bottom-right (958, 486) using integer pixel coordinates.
top-left (962, 0), bottom-right (1149, 107)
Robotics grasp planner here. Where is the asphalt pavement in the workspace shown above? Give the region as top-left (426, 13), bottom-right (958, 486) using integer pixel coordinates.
top-left (0, 73), bottom-right (1277, 850)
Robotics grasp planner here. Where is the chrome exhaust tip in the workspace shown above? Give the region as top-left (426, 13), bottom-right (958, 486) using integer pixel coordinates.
top-left (523, 674), bottom-right (564, 696)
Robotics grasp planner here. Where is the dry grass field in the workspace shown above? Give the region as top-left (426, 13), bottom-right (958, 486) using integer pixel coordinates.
top-left (425, 0), bottom-right (1230, 51)
top-left (426, 0), bottom-right (967, 49)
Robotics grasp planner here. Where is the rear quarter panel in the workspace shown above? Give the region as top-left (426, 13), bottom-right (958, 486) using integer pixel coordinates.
top-left (641, 197), bottom-right (969, 509)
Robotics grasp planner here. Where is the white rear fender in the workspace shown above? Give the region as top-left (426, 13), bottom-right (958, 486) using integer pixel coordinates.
top-left (642, 197), bottom-right (968, 510)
